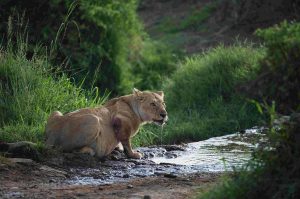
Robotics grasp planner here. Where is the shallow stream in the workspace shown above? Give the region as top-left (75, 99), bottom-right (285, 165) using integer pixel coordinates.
top-left (66, 127), bottom-right (267, 185)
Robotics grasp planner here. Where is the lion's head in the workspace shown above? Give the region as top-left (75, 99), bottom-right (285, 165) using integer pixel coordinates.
top-left (133, 88), bottom-right (168, 125)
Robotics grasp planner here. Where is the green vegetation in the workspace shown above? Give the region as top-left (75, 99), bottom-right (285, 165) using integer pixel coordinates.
top-left (178, 2), bottom-right (217, 31)
top-left (131, 39), bottom-right (178, 91)
top-left (0, 0), bottom-right (177, 146)
top-left (0, 0), bottom-right (176, 94)
top-left (0, 36), bottom-right (265, 146)
top-left (199, 21), bottom-right (300, 199)
top-left (0, 1), bottom-right (299, 199)
top-left (253, 21), bottom-right (300, 113)
top-left (0, 38), bottom-right (107, 143)
top-left (0, 0), bottom-right (297, 156)
top-left (155, 1), bottom-right (217, 34)
top-left (200, 113), bottom-right (300, 199)
top-left (148, 44), bottom-right (264, 144)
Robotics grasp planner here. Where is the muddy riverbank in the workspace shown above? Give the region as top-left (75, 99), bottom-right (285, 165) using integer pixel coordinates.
top-left (0, 160), bottom-right (220, 199)
top-left (0, 151), bottom-right (221, 199)
top-left (0, 128), bottom-right (266, 198)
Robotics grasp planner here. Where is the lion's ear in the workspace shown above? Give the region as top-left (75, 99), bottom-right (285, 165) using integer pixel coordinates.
top-left (133, 88), bottom-right (142, 96)
top-left (155, 91), bottom-right (164, 98)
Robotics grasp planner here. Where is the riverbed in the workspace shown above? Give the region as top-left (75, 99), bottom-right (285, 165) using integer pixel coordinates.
top-left (0, 127), bottom-right (267, 198)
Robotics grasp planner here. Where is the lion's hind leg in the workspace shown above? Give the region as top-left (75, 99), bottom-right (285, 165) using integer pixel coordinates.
top-left (63, 114), bottom-right (102, 151)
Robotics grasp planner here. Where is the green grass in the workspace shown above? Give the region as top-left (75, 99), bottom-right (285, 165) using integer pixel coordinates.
top-left (154, 2), bottom-right (217, 34)
top-left (146, 43), bottom-right (265, 144)
top-left (198, 22), bottom-right (300, 199)
top-left (0, 40), bottom-right (265, 148)
top-left (199, 115), bottom-right (300, 199)
top-left (178, 2), bottom-right (217, 31)
top-left (0, 40), bottom-right (107, 144)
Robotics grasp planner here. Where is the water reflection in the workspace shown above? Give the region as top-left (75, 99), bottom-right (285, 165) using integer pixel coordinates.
top-left (150, 127), bottom-right (266, 172)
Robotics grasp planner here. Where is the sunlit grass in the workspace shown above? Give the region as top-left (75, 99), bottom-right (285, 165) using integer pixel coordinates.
top-left (146, 43), bottom-right (265, 144)
top-left (0, 39), bottom-right (108, 144)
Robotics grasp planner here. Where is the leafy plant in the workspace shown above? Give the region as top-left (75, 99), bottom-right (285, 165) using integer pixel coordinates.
top-left (0, 0), bottom-right (154, 94)
top-left (245, 21), bottom-right (300, 113)
top-left (148, 43), bottom-right (265, 144)
top-left (0, 36), bottom-right (107, 143)
top-left (199, 21), bottom-right (300, 199)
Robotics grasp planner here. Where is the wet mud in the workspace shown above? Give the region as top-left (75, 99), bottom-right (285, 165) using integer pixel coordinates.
top-left (0, 128), bottom-right (266, 198)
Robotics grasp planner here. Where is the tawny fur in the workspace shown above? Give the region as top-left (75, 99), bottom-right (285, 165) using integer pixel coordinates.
top-left (45, 89), bottom-right (167, 159)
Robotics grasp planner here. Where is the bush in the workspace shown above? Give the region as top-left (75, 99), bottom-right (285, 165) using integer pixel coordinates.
top-left (199, 21), bottom-right (300, 199)
top-left (0, 0), bottom-right (137, 94)
top-left (131, 39), bottom-right (178, 91)
top-left (253, 21), bottom-right (300, 113)
top-left (0, 0), bottom-right (177, 95)
top-left (0, 40), bottom-right (107, 143)
top-left (152, 44), bottom-right (265, 143)
top-left (200, 113), bottom-right (300, 199)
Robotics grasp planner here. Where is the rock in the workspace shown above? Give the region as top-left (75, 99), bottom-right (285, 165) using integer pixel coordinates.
top-left (154, 171), bottom-right (166, 176)
top-left (0, 141), bottom-right (9, 151)
top-left (108, 149), bottom-right (126, 160)
top-left (164, 173), bottom-right (177, 178)
top-left (137, 147), bottom-right (167, 158)
top-left (49, 179), bottom-right (56, 183)
top-left (165, 152), bottom-right (178, 159)
top-left (122, 174), bottom-right (130, 178)
top-left (39, 165), bottom-right (67, 177)
top-left (5, 141), bottom-right (40, 161)
top-left (163, 145), bottom-right (186, 151)
top-left (8, 158), bottom-right (34, 164)
top-left (127, 184), bottom-right (134, 189)
top-left (144, 195), bottom-right (151, 199)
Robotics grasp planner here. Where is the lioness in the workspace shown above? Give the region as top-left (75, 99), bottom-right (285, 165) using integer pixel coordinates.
top-left (45, 88), bottom-right (168, 159)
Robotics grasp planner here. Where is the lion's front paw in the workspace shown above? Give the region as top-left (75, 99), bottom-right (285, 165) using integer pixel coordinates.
top-left (130, 151), bottom-right (143, 159)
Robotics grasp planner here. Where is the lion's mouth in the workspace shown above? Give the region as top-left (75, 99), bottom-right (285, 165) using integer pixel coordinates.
top-left (153, 119), bottom-right (165, 126)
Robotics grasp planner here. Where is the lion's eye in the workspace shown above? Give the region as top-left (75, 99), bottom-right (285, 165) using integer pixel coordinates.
top-left (150, 102), bottom-right (156, 106)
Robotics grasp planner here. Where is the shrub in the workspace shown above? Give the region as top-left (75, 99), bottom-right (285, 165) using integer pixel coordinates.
top-left (0, 0), bottom-right (142, 94)
top-left (252, 21), bottom-right (300, 113)
top-left (199, 113), bottom-right (300, 199)
top-left (0, 40), bottom-right (107, 143)
top-left (131, 39), bottom-right (178, 91)
top-left (153, 44), bottom-right (265, 143)
top-left (199, 21), bottom-right (300, 199)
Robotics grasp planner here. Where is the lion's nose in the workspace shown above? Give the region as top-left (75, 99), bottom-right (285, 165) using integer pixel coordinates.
top-left (160, 113), bottom-right (167, 118)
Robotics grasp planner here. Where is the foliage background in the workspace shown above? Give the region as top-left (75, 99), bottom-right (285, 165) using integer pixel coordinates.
top-left (0, 0), bottom-right (177, 95)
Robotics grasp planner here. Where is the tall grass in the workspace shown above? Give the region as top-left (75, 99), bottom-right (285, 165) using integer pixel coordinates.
top-left (198, 21), bottom-right (300, 199)
top-left (199, 113), bottom-right (300, 199)
top-left (146, 43), bottom-right (265, 144)
top-left (0, 39), bottom-right (107, 143)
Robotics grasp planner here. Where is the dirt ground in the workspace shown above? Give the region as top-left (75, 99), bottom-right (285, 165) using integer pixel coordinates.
top-left (0, 159), bottom-right (220, 199)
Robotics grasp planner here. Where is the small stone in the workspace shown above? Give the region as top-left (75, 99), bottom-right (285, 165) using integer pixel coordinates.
top-left (49, 179), bottom-right (56, 183)
top-left (40, 165), bottom-right (67, 175)
top-left (144, 195), bottom-right (151, 199)
top-left (98, 187), bottom-right (104, 190)
top-left (127, 184), bottom-right (133, 189)
top-left (148, 152), bottom-right (155, 158)
top-left (164, 173), bottom-right (177, 178)
top-left (122, 174), bottom-right (130, 178)
top-left (9, 158), bottom-right (33, 164)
